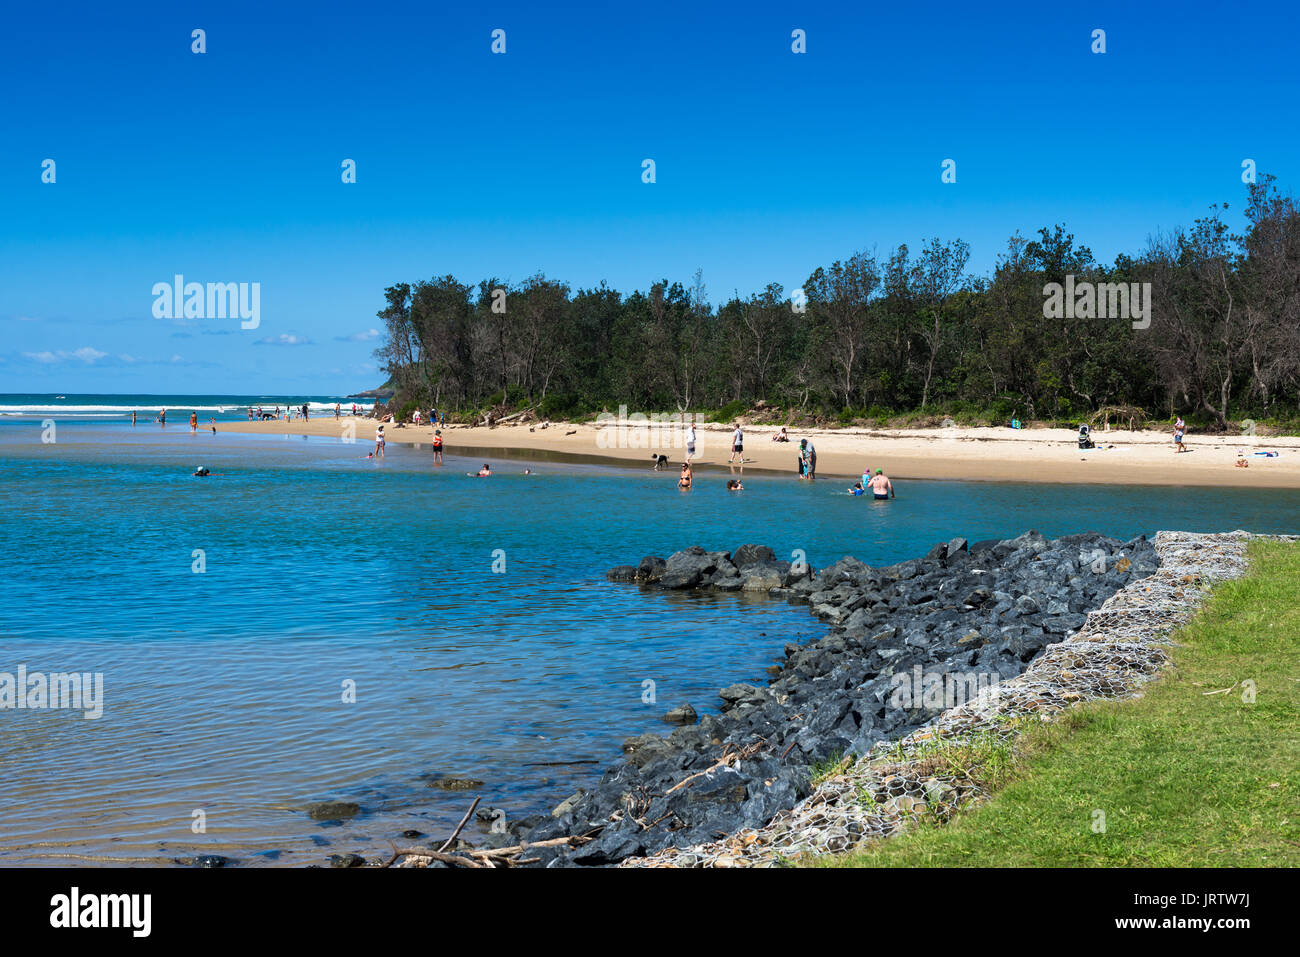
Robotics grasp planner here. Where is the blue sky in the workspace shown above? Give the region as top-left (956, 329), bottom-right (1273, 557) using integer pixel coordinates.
top-left (2, 0), bottom-right (1297, 394)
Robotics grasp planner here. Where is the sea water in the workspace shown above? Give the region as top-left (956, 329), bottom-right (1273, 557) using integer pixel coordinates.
top-left (1, 415), bottom-right (1297, 865)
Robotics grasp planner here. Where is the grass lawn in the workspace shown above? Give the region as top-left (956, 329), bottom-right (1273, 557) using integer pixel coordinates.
top-left (811, 539), bottom-right (1300, 867)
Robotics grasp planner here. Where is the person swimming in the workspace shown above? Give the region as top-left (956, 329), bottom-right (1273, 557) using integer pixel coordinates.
top-left (477, 464), bottom-right (492, 476)
top-left (193, 466), bottom-right (210, 476)
top-left (726, 478), bottom-right (743, 491)
top-left (848, 481), bottom-right (865, 496)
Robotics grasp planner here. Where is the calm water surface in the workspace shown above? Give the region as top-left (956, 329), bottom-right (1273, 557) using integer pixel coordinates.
top-left (2, 418), bottom-right (1297, 865)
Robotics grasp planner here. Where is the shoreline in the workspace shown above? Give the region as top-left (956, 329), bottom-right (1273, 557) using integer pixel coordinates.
top-left (394, 529), bottom-right (1165, 867)
top-left (215, 417), bottom-right (1300, 489)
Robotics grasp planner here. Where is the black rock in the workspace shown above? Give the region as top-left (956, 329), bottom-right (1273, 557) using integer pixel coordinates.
top-left (732, 544), bottom-right (777, 568)
top-left (307, 801), bottom-right (360, 822)
top-left (663, 703), bottom-right (698, 725)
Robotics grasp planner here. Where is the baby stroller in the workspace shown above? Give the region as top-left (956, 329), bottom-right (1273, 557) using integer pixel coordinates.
top-left (1077, 424), bottom-right (1095, 450)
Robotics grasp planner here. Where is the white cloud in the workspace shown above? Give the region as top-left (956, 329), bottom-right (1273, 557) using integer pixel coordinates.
top-left (255, 334), bottom-right (313, 346)
top-left (337, 328), bottom-right (380, 342)
top-left (23, 347), bottom-right (107, 364)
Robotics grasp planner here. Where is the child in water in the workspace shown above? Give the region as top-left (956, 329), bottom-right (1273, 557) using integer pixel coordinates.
top-left (726, 478), bottom-right (744, 491)
top-left (848, 482), bottom-right (865, 496)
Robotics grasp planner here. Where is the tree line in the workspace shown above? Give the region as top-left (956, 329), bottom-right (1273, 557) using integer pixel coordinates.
top-left (374, 175), bottom-right (1300, 429)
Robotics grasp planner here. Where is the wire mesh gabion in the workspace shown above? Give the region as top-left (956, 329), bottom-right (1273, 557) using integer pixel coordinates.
top-left (621, 530), bottom-right (1289, 868)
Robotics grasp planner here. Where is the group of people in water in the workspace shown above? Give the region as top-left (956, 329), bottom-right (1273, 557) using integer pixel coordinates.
top-left (668, 424), bottom-right (895, 499)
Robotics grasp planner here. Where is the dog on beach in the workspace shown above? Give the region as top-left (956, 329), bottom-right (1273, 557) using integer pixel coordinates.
top-left (651, 453), bottom-right (670, 470)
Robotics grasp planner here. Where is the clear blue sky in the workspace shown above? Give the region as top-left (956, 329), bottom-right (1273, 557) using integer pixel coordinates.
top-left (2, 0), bottom-right (1296, 394)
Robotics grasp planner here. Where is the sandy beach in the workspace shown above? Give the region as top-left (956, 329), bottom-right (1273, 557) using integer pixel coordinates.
top-left (217, 416), bottom-right (1300, 489)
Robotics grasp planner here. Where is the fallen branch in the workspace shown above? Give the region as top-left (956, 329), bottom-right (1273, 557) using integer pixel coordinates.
top-left (439, 796), bottom-right (481, 852)
top-left (664, 743), bottom-right (764, 795)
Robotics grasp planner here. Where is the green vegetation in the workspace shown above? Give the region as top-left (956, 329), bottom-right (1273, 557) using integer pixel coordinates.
top-left (810, 540), bottom-right (1300, 867)
top-left (809, 751), bottom-right (850, 788)
top-left (372, 176), bottom-right (1300, 433)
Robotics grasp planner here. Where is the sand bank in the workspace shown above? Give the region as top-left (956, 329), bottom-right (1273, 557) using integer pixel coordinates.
top-left (215, 416), bottom-right (1300, 489)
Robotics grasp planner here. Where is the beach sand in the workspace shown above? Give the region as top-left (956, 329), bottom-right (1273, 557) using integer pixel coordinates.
top-left (216, 417), bottom-right (1300, 489)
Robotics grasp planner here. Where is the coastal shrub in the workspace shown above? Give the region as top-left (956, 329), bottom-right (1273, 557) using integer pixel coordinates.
top-left (708, 399), bottom-right (749, 423)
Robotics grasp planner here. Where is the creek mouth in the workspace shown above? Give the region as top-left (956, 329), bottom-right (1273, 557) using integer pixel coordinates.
top-left (392, 529), bottom-right (1159, 867)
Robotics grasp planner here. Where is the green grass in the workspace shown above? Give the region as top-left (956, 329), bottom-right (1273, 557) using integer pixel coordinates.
top-left (809, 539), bottom-right (1300, 867)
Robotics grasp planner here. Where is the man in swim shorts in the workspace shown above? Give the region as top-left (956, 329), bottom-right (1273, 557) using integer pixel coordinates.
top-left (869, 468), bottom-right (894, 499)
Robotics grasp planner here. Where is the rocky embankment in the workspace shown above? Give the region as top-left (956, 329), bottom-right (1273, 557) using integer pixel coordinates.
top-left (478, 530), bottom-right (1158, 867)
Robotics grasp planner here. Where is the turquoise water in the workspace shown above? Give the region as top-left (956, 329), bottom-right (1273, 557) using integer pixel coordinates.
top-left (2, 416), bottom-right (1297, 865)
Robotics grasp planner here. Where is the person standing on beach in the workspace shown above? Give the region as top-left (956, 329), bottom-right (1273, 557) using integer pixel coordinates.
top-left (159, 407), bottom-right (167, 426)
top-left (131, 410), bottom-right (137, 425)
top-left (799, 438), bottom-right (816, 480)
top-left (375, 424), bottom-right (386, 458)
top-left (685, 422), bottom-right (697, 464)
top-left (190, 411), bottom-right (197, 432)
top-left (869, 469), bottom-right (894, 500)
top-left (729, 422), bottom-right (744, 465)
top-left (1173, 416), bottom-right (1187, 453)
top-left (432, 429), bottom-right (444, 464)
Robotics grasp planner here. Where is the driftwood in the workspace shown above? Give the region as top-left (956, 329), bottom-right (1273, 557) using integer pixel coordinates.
top-left (384, 832), bottom-right (598, 868)
top-left (663, 743), bottom-right (765, 795)
top-left (479, 406), bottom-right (537, 428)
top-left (438, 796), bottom-right (480, 852)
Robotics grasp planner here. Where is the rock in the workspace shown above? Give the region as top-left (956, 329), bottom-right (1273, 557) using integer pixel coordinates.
top-left (426, 776), bottom-right (483, 791)
top-left (732, 544), bottom-right (776, 568)
top-left (329, 853), bottom-right (366, 868)
top-left (606, 565), bottom-right (638, 582)
top-left (660, 569), bottom-right (703, 589)
top-left (718, 683), bottom-right (770, 707)
top-left (1014, 594), bottom-right (1041, 616)
top-left (636, 556), bottom-right (667, 582)
top-left (307, 801), bottom-right (361, 822)
top-left (400, 829), bottom-right (425, 839)
top-left (739, 561), bottom-right (785, 592)
top-left (551, 790), bottom-right (586, 817)
top-left (663, 703), bottom-right (698, 725)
